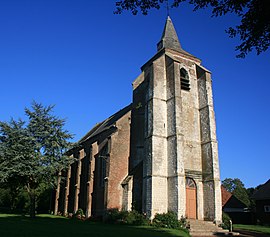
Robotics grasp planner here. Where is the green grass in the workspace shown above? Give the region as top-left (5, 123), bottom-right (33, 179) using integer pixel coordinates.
top-left (234, 224), bottom-right (270, 235)
top-left (0, 214), bottom-right (189, 237)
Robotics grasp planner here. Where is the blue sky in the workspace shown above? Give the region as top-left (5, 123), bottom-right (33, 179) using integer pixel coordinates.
top-left (0, 0), bottom-right (269, 188)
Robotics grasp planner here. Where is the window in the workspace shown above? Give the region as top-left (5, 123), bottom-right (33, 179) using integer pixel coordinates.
top-left (99, 141), bottom-right (110, 187)
top-left (186, 177), bottom-right (196, 189)
top-left (180, 68), bottom-right (190, 91)
top-left (264, 205), bottom-right (270, 212)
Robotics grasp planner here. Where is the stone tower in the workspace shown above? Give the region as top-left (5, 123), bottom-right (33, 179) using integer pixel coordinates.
top-left (130, 16), bottom-right (222, 222)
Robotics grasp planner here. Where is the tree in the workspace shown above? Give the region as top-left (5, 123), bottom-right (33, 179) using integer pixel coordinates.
top-left (246, 183), bottom-right (263, 210)
top-left (222, 178), bottom-right (250, 207)
top-left (114, 0), bottom-right (270, 58)
top-left (0, 102), bottom-right (73, 217)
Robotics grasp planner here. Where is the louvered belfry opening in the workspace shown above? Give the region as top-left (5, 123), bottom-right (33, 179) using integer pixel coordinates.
top-left (180, 68), bottom-right (190, 91)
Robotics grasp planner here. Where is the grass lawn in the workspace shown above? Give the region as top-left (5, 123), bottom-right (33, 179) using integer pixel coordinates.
top-left (234, 224), bottom-right (270, 235)
top-left (0, 214), bottom-right (189, 237)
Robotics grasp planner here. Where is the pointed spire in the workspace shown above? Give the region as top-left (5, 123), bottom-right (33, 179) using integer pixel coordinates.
top-left (157, 16), bottom-right (181, 52)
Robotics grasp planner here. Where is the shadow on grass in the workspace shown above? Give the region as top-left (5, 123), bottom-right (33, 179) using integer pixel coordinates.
top-left (0, 214), bottom-right (188, 237)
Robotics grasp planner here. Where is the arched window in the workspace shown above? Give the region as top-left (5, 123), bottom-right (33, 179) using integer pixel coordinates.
top-left (186, 177), bottom-right (196, 189)
top-left (180, 68), bottom-right (190, 91)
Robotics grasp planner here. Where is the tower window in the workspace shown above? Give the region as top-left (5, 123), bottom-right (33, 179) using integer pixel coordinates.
top-left (180, 68), bottom-right (190, 91)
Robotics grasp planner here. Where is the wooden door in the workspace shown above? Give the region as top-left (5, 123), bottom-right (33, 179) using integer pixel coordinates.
top-left (186, 178), bottom-right (197, 219)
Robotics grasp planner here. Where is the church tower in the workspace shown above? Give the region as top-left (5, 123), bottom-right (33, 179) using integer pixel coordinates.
top-left (130, 16), bottom-right (222, 222)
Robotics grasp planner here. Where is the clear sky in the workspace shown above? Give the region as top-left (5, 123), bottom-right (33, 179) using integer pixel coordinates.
top-left (0, 0), bottom-right (269, 189)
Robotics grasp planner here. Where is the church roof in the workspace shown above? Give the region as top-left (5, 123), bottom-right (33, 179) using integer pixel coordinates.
top-left (252, 179), bottom-right (270, 200)
top-left (156, 16), bottom-right (196, 57)
top-left (157, 16), bottom-right (181, 52)
top-left (79, 104), bottom-right (132, 144)
top-left (136, 16), bottom-right (200, 72)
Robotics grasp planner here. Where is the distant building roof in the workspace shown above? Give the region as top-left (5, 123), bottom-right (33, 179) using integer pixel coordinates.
top-left (221, 185), bottom-right (247, 209)
top-left (221, 186), bottom-right (232, 207)
top-left (252, 179), bottom-right (270, 200)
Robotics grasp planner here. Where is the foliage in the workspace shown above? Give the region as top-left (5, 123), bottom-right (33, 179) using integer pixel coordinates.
top-left (0, 102), bottom-right (73, 217)
top-left (0, 187), bottom-right (14, 213)
top-left (152, 211), bottom-right (188, 231)
top-left (36, 184), bottom-right (54, 214)
top-left (114, 0), bottom-right (270, 58)
top-left (0, 182), bottom-right (53, 215)
top-left (220, 212), bottom-right (231, 230)
top-left (0, 214), bottom-right (189, 237)
top-left (75, 208), bottom-right (84, 216)
top-left (105, 209), bottom-right (149, 225)
top-left (246, 183), bottom-right (263, 211)
top-left (222, 178), bottom-right (250, 207)
top-left (74, 208), bottom-right (86, 220)
top-left (0, 186), bottom-right (29, 214)
top-left (125, 210), bottom-right (149, 225)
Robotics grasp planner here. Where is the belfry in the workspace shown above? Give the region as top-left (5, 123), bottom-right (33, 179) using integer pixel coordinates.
top-left (54, 16), bottom-right (222, 223)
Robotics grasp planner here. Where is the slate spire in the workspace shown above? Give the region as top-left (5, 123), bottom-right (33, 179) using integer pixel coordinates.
top-left (157, 16), bottom-right (181, 52)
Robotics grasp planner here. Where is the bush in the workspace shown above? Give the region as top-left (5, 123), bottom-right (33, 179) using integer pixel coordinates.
top-left (105, 208), bottom-right (127, 224)
top-left (74, 208), bottom-right (85, 220)
top-left (221, 212), bottom-right (231, 230)
top-left (152, 211), bottom-right (188, 230)
top-left (105, 209), bottom-right (148, 225)
top-left (126, 210), bottom-right (149, 225)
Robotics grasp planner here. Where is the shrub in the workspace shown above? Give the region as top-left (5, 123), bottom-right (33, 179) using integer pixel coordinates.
top-left (125, 210), bottom-right (149, 225)
top-left (105, 208), bottom-right (127, 224)
top-left (152, 211), bottom-right (188, 230)
top-left (221, 212), bottom-right (231, 230)
top-left (74, 208), bottom-right (85, 220)
top-left (105, 209), bottom-right (148, 225)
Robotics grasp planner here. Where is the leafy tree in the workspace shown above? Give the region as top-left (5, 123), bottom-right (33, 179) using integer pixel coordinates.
top-left (114, 0), bottom-right (270, 58)
top-left (246, 183), bottom-right (263, 210)
top-left (0, 102), bottom-right (73, 217)
top-left (222, 178), bottom-right (250, 207)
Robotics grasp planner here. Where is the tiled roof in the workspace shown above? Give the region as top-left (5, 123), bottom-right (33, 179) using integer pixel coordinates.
top-left (79, 103), bottom-right (132, 144)
top-left (221, 185), bottom-right (247, 208)
top-left (221, 185), bottom-right (232, 206)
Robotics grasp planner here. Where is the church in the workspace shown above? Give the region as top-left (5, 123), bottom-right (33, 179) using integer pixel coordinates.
top-left (54, 16), bottom-right (222, 223)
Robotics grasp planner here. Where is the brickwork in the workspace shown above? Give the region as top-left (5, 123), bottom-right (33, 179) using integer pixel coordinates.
top-left (107, 112), bottom-right (130, 210)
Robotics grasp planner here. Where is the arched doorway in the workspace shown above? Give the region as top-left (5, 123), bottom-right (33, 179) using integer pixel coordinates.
top-left (185, 177), bottom-right (197, 219)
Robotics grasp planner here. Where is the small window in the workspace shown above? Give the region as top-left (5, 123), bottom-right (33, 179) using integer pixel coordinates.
top-left (264, 205), bottom-right (270, 212)
top-left (180, 68), bottom-right (190, 91)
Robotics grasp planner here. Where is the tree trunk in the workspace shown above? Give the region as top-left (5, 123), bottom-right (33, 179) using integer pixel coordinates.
top-left (29, 192), bottom-right (36, 218)
top-left (54, 172), bottom-right (61, 215)
top-left (26, 183), bottom-right (36, 218)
